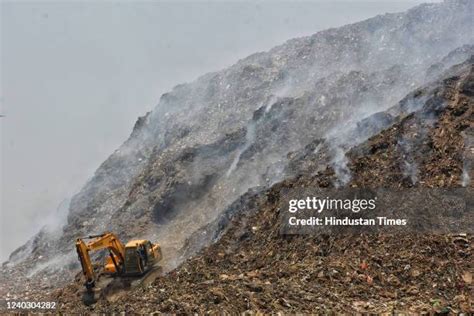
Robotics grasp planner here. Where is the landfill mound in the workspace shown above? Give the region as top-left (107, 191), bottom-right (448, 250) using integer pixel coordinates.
top-left (1, 0), bottom-right (473, 310)
top-left (54, 54), bottom-right (473, 313)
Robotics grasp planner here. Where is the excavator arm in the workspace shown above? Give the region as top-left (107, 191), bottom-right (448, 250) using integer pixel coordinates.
top-left (75, 232), bottom-right (126, 289)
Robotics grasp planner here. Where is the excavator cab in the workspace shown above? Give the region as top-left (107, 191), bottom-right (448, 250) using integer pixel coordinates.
top-left (124, 240), bottom-right (162, 275)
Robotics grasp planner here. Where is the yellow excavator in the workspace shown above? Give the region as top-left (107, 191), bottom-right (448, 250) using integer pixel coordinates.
top-left (75, 232), bottom-right (162, 294)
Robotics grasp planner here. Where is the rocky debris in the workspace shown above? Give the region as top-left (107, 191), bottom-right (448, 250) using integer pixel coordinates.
top-left (74, 233), bottom-right (471, 314)
top-left (48, 52), bottom-right (474, 314)
top-left (1, 0), bottom-right (474, 309)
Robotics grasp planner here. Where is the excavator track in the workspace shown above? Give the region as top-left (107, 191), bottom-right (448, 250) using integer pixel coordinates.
top-left (82, 264), bottom-right (163, 305)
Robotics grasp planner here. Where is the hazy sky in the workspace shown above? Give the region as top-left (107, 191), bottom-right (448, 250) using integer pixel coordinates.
top-left (0, 0), bottom-right (440, 261)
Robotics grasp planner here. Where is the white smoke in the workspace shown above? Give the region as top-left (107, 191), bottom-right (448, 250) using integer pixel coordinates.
top-left (461, 129), bottom-right (473, 187)
top-left (226, 122), bottom-right (256, 177)
top-left (462, 167), bottom-right (471, 187)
